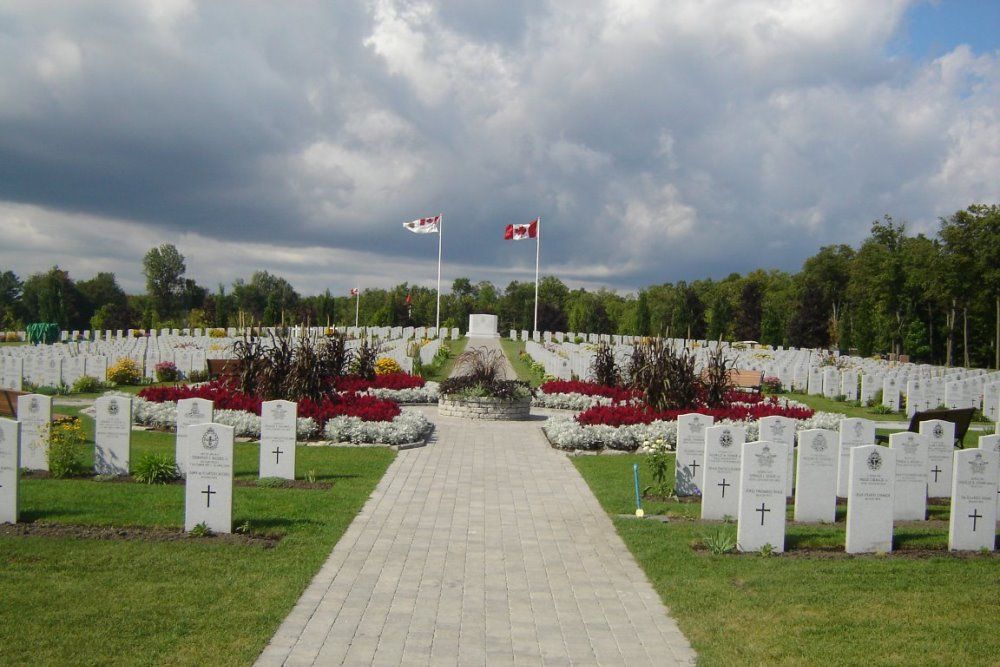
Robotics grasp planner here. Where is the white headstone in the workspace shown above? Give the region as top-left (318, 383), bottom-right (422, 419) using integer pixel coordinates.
top-left (701, 425), bottom-right (745, 520)
top-left (807, 368), bottom-right (823, 395)
top-left (822, 368), bottom-right (839, 398)
top-left (919, 419), bottom-right (955, 498)
top-left (978, 434), bottom-right (1000, 518)
top-left (758, 416), bottom-right (796, 495)
top-left (837, 418), bottom-right (875, 498)
top-left (260, 400), bottom-right (296, 480)
top-left (737, 441), bottom-right (788, 553)
top-left (94, 396), bottom-right (132, 476)
top-left (948, 449), bottom-right (998, 551)
top-left (175, 398), bottom-right (214, 476)
top-left (674, 413), bottom-right (713, 496)
top-left (0, 418), bottom-right (19, 523)
top-left (845, 445), bottom-right (896, 553)
top-left (17, 394), bottom-right (51, 471)
top-left (841, 369), bottom-right (858, 401)
top-left (184, 423), bottom-right (234, 534)
top-left (794, 429), bottom-right (838, 523)
top-left (890, 432), bottom-right (928, 520)
top-left (882, 377), bottom-right (900, 411)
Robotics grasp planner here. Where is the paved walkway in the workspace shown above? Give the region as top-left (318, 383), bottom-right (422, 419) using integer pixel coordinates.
top-left (256, 339), bottom-right (695, 665)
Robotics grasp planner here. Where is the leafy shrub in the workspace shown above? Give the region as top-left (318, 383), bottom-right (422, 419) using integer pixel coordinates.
top-left (375, 357), bottom-right (403, 376)
top-left (188, 522), bottom-right (213, 537)
top-left (132, 454), bottom-right (179, 484)
top-left (630, 338), bottom-right (699, 411)
top-left (187, 369), bottom-right (208, 383)
top-left (869, 404), bottom-right (894, 415)
top-left (703, 527), bottom-right (737, 554)
top-left (440, 346), bottom-right (532, 400)
top-left (47, 418), bottom-right (88, 478)
top-left (155, 361), bottom-right (179, 382)
top-left (71, 375), bottom-right (108, 393)
top-left (762, 376), bottom-right (783, 393)
top-left (591, 342), bottom-right (619, 388)
top-left (33, 385), bottom-right (62, 396)
top-left (352, 338), bottom-right (380, 380)
top-left (703, 344), bottom-right (734, 408)
top-left (107, 358), bottom-right (142, 385)
top-left (208, 328), bottom-right (227, 338)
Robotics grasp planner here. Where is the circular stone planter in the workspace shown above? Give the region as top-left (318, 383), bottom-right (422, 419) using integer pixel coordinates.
top-left (438, 395), bottom-right (532, 421)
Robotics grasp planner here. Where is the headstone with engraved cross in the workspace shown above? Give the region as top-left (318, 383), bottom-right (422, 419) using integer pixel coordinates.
top-left (184, 423), bottom-right (234, 533)
top-left (175, 398), bottom-right (214, 477)
top-left (675, 413), bottom-right (713, 496)
top-left (260, 400), bottom-right (296, 480)
top-left (794, 429), bottom-right (838, 523)
top-left (0, 418), bottom-right (19, 523)
top-left (737, 441), bottom-right (788, 553)
top-left (919, 419), bottom-right (955, 498)
top-left (978, 434), bottom-right (1000, 519)
top-left (845, 445), bottom-right (896, 553)
top-left (701, 425), bottom-right (745, 520)
top-left (948, 449), bottom-right (997, 551)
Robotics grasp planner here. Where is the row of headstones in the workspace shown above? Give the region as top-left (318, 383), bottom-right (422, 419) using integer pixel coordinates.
top-left (0, 395), bottom-right (300, 534)
top-left (673, 414), bottom-right (1000, 552)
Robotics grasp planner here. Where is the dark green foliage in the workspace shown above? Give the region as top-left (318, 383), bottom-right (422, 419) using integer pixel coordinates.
top-left (71, 376), bottom-right (108, 394)
top-left (352, 338), bottom-right (380, 381)
top-left (631, 338), bottom-right (699, 411)
top-left (703, 344), bottom-right (734, 408)
top-left (132, 454), bottom-right (179, 484)
top-left (440, 346), bottom-right (532, 399)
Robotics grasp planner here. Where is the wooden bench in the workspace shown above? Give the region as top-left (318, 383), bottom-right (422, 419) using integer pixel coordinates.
top-left (0, 388), bottom-right (23, 418)
top-left (701, 369), bottom-right (763, 394)
top-left (207, 358), bottom-right (244, 381)
top-left (874, 407), bottom-right (977, 449)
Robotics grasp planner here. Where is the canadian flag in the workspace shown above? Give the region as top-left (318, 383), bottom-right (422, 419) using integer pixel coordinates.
top-left (504, 219), bottom-right (538, 240)
top-left (403, 215), bottom-right (441, 233)
top-left (350, 288), bottom-right (359, 296)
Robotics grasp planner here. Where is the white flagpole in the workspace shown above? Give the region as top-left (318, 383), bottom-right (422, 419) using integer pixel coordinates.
top-left (436, 214), bottom-right (443, 330)
top-left (354, 289), bottom-right (360, 328)
top-left (533, 217), bottom-right (541, 334)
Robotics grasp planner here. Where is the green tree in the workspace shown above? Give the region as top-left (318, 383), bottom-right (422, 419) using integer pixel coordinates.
top-left (142, 244), bottom-right (186, 322)
top-left (0, 270), bottom-right (24, 329)
top-left (21, 267), bottom-right (85, 329)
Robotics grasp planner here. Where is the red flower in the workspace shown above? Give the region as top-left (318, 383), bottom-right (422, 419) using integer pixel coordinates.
top-left (539, 380), bottom-right (640, 403)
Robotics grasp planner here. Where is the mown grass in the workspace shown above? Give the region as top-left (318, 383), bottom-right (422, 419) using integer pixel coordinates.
top-left (499, 339), bottom-right (546, 387)
top-left (420, 336), bottom-right (469, 382)
top-left (573, 453), bottom-right (1000, 666)
top-left (783, 391), bottom-right (908, 421)
top-left (0, 414), bottom-right (394, 666)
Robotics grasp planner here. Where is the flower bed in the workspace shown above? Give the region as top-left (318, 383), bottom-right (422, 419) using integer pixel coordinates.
top-left (575, 394), bottom-right (814, 427)
top-left (323, 410), bottom-right (433, 445)
top-left (538, 380), bottom-right (640, 402)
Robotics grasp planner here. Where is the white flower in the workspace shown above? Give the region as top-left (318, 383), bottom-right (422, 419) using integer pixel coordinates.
top-left (323, 409), bottom-right (433, 445)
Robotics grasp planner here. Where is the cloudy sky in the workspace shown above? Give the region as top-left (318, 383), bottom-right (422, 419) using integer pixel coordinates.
top-left (0, 0), bottom-right (997, 295)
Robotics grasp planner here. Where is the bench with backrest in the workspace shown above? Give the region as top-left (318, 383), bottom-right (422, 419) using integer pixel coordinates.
top-left (729, 369), bottom-right (764, 394)
top-left (0, 389), bottom-right (23, 418)
top-left (873, 407), bottom-right (976, 449)
top-left (207, 358), bottom-right (244, 381)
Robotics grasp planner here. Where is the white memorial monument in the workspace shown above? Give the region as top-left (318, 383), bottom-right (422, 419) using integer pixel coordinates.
top-left (94, 395), bottom-right (132, 476)
top-left (0, 418), bottom-right (19, 523)
top-left (701, 425), bottom-right (744, 520)
top-left (184, 423), bottom-right (234, 534)
top-left (467, 314), bottom-right (498, 338)
top-left (737, 441), bottom-right (788, 553)
top-left (675, 413), bottom-right (713, 496)
top-left (845, 445), bottom-right (896, 554)
top-left (260, 400), bottom-right (296, 480)
top-left (948, 449), bottom-right (997, 551)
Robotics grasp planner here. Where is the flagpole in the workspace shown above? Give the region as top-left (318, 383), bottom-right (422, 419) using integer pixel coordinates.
top-left (533, 217), bottom-right (541, 334)
top-left (436, 214), bottom-right (443, 330)
top-left (354, 289), bottom-right (360, 328)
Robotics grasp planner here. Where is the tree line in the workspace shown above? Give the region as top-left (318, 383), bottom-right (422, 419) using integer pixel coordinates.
top-left (1, 204), bottom-right (997, 367)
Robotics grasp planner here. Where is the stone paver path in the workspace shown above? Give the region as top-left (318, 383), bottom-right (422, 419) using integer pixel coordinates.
top-left (256, 340), bottom-right (695, 665)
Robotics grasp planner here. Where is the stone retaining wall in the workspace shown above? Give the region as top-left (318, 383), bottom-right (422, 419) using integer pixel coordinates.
top-left (438, 395), bottom-right (531, 421)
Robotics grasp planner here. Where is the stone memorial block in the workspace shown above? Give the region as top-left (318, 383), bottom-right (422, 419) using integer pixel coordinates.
top-left (737, 441), bottom-right (788, 553)
top-left (882, 377), bottom-right (900, 411)
top-left (675, 413), bottom-right (713, 496)
top-left (260, 400), bottom-right (296, 480)
top-left (0, 418), bottom-right (19, 523)
top-left (948, 449), bottom-right (998, 551)
top-left (701, 425), bottom-right (745, 520)
top-left (94, 396), bottom-right (132, 476)
top-left (17, 394), bottom-right (51, 471)
top-left (823, 368), bottom-right (840, 398)
top-left (175, 398), bottom-right (214, 476)
top-left (758, 416), bottom-right (796, 496)
top-left (794, 429), bottom-right (838, 523)
top-left (837, 418), bottom-right (875, 497)
top-left (845, 445), bottom-right (896, 553)
top-left (890, 432), bottom-right (928, 520)
top-left (841, 369), bottom-right (858, 401)
top-left (184, 423), bottom-right (234, 534)
top-left (919, 419), bottom-right (955, 498)
top-left (978, 434), bottom-right (1000, 517)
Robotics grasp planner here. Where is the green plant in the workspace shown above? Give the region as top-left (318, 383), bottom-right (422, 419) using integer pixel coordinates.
top-left (187, 369), bottom-right (209, 383)
top-left (188, 522), bottom-right (213, 537)
top-left (645, 442), bottom-right (672, 496)
top-left (33, 385), bottom-right (62, 396)
top-left (132, 454), bottom-right (179, 484)
top-left (759, 543), bottom-right (776, 557)
top-left (870, 404), bottom-right (894, 415)
top-left (703, 343), bottom-right (734, 408)
top-left (107, 358), bottom-right (142, 385)
top-left (834, 394), bottom-right (847, 402)
top-left (630, 338), bottom-right (699, 411)
top-left (71, 375), bottom-right (108, 393)
top-left (306, 469), bottom-right (317, 483)
top-left (702, 527), bottom-right (737, 554)
top-left (257, 477), bottom-right (289, 488)
top-left (351, 338), bottom-right (381, 380)
top-left (235, 520), bottom-right (252, 534)
top-left (46, 419), bottom-right (88, 478)
top-left (591, 342), bottom-right (620, 387)
top-left (440, 346), bottom-right (532, 399)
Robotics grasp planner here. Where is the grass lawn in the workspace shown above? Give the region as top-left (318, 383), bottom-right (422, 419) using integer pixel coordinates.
top-left (499, 339), bottom-right (546, 387)
top-left (573, 453), bottom-right (1000, 666)
top-left (783, 391), bottom-right (908, 421)
top-left (420, 336), bottom-right (469, 382)
top-left (0, 413), bottom-right (395, 665)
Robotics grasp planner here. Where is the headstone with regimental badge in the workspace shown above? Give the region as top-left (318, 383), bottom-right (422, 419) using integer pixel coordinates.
top-left (845, 445), bottom-right (896, 553)
top-left (919, 419), bottom-right (955, 498)
top-left (94, 395), bottom-right (132, 476)
top-left (837, 418), bottom-right (875, 498)
top-left (260, 400), bottom-right (296, 480)
top-left (948, 449), bottom-right (997, 551)
top-left (701, 425), bottom-right (745, 520)
top-left (890, 432), bottom-right (928, 520)
top-left (0, 418), bottom-right (19, 523)
top-left (184, 423), bottom-right (234, 533)
top-left (675, 413), bottom-right (713, 496)
top-left (978, 434), bottom-right (1000, 518)
top-left (794, 429), bottom-right (838, 523)
top-left (758, 416), bottom-right (796, 496)
top-left (737, 441), bottom-right (788, 553)
top-left (175, 398), bottom-right (214, 476)
top-left (17, 393), bottom-right (51, 471)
